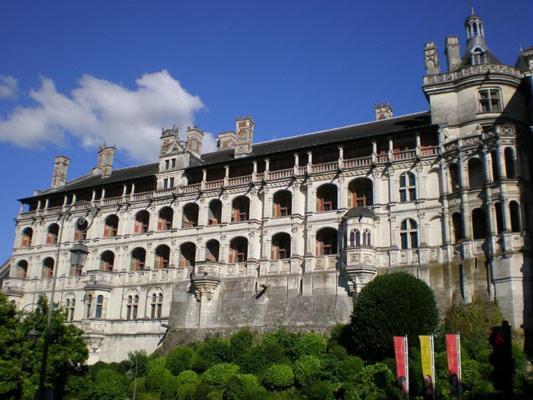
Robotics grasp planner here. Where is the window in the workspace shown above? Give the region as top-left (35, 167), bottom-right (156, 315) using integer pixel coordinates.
top-left (171, 158), bottom-right (176, 168)
top-left (399, 172), bottom-right (416, 202)
top-left (179, 242), bottom-right (196, 267)
top-left (449, 164), bottom-right (460, 192)
top-left (42, 257), bottom-right (54, 280)
top-left (170, 177), bottom-right (175, 188)
top-left (495, 203), bottom-right (504, 234)
top-left (348, 178), bottom-right (373, 207)
top-left (479, 89), bottom-right (501, 113)
top-left (472, 208), bottom-right (487, 240)
top-left (316, 228), bottom-right (338, 255)
top-left (206, 240), bottom-right (220, 262)
top-left (163, 178), bottom-right (168, 189)
top-left (95, 295), bottom-right (104, 319)
top-left (134, 210), bottom-right (150, 234)
top-left (21, 227), bottom-right (33, 247)
top-left (452, 213), bottom-right (464, 242)
top-left (151, 293), bottom-right (163, 319)
top-left (208, 199), bottom-right (222, 225)
top-left (131, 247), bottom-right (146, 271)
top-left (158, 207), bottom-right (174, 230)
top-left (126, 295), bottom-right (139, 320)
top-left (510, 201), bottom-right (521, 233)
top-left (74, 219), bottom-right (87, 241)
top-left (103, 215), bottom-right (119, 238)
top-left (66, 298), bottom-right (75, 321)
top-left (182, 203), bottom-right (199, 228)
top-left (47, 223), bottom-right (59, 245)
top-left (232, 196), bottom-right (250, 222)
top-left (316, 184), bottom-right (338, 212)
top-left (86, 295), bottom-right (92, 319)
top-left (100, 251), bottom-right (115, 272)
top-left (271, 233), bottom-right (291, 260)
top-left (362, 229), bottom-right (371, 247)
top-left (15, 260), bottom-right (28, 279)
top-left (400, 219), bottom-right (418, 249)
top-left (468, 158), bottom-right (484, 189)
top-left (504, 148), bottom-right (516, 179)
top-left (165, 159), bottom-right (170, 170)
top-left (351, 229), bottom-right (371, 247)
top-left (273, 191), bottom-right (292, 217)
top-left (155, 245), bottom-right (170, 269)
top-left (229, 237), bottom-right (248, 263)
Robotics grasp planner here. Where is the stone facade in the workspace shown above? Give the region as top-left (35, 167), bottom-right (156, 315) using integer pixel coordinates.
top-left (3, 12), bottom-right (533, 363)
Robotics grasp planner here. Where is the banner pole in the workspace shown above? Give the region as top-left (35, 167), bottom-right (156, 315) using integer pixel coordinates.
top-left (431, 335), bottom-right (436, 400)
top-left (405, 335), bottom-right (409, 400)
top-left (458, 332), bottom-right (462, 400)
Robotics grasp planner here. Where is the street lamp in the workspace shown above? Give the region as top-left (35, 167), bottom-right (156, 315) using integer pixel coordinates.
top-left (35, 202), bottom-right (97, 400)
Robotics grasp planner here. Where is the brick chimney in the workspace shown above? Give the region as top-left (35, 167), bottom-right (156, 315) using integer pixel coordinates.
top-left (93, 145), bottom-right (116, 178)
top-left (186, 126), bottom-right (204, 159)
top-left (234, 116), bottom-right (254, 156)
top-left (445, 36), bottom-right (461, 72)
top-left (374, 103), bottom-right (393, 121)
top-left (217, 132), bottom-right (237, 150)
top-left (51, 155), bottom-right (70, 189)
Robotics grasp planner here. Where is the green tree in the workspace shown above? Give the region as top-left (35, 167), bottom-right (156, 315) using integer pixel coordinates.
top-left (348, 272), bottom-right (439, 360)
top-left (0, 294), bottom-right (88, 400)
top-left (262, 364), bottom-right (294, 390)
top-left (166, 346), bottom-right (195, 375)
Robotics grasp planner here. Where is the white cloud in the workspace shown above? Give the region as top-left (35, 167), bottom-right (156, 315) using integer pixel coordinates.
top-left (0, 70), bottom-right (206, 162)
top-left (0, 75), bottom-right (18, 99)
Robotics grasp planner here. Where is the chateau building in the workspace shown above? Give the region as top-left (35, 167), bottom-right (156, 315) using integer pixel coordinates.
top-left (3, 12), bottom-right (533, 363)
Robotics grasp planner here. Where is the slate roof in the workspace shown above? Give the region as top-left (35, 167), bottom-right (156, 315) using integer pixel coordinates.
top-left (23, 111), bottom-right (433, 201)
top-left (344, 207), bottom-right (375, 219)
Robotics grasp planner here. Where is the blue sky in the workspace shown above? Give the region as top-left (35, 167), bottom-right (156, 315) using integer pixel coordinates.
top-left (0, 0), bottom-right (531, 262)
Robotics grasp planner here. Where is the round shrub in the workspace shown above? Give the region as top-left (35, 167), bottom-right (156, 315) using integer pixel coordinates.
top-left (196, 338), bottom-right (232, 366)
top-left (349, 272), bottom-right (438, 360)
top-left (334, 355), bottom-right (364, 382)
top-left (262, 329), bottom-right (299, 358)
top-left (294, 333), bottom-right (327, 358)
top-left (128, 350), bottom-right (149, 377)
top-left (166, 346), bottom-right (195, 375)
top-left (294, 355), bottom-right (321, 386)
top-left (303, 380), bottom-right (335, 400)
top-left (239, 341), bottom-right (288, 374)
top-left (177, 382), bottom-right (197, 400)
top-left (202, 363), bottom-right (240, 388)
top-left (145, 364), bottom-right (174, 394)
top-left (262, 364), bottom-right (295, 390)
top-left (176, 370), bottom-right (200, 386)
top-left (223, 374), bottom-right (268, 400)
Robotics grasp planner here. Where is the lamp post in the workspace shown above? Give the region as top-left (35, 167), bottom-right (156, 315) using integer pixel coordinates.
top-left (35, 202), bottom-right (97, 400)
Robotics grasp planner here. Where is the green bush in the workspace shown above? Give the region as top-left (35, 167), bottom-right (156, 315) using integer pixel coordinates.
top-left (128, 350), bottom-right (149, 377)
top-left (303, 380), bottom-right (335, 400)
top-left (333, 355), bottom-right (364, 383)
top-left (349, 272), bottom-right (439, 360)
top-left (262, 364), bottom-right (295, 390)
top-left (177, 382), bottom-right (198, 400)
top-left (177, 370), bottom-right (201, 386)
top-left (223, 374), bottom-right (268, 400)
top-left (239, 341), bottom-right (288, 374)
top-left (145, 362), bottom-right (174, 394)
top-left (294, 355), bottom-right (321, 386)
top-left (196, 338), bottom-right (232, 366)
top-left (262, 330), bottom-right (299, 359)
top-left (294, 333), bottom-right (327, 358)
top-left (229, 329), bottom-right (255, 363)
top-left (166, 346), bottom-right (195, 375)
top-left (202, 363), bottom-right (240, 388)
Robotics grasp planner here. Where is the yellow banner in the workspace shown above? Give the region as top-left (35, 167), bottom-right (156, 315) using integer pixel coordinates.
top-left (419, 335), bottom-right (434, 379)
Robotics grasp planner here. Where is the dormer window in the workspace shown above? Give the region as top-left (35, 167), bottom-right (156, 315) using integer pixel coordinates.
top-left (479, 89), bottom-right (501, 113)
top-left (171, 158), bottom-right (176, 168)
top-left (165, 159), bottom-right (170, 170)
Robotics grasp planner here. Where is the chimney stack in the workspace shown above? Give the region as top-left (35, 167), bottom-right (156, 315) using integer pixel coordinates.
top-left (186, 126), bottom-right (204, 159)
top-left (93, 145), bottom-right (116, 178)
top-left (445, 36), bottom-right (461, 71)
top-left (51, 155), bottom-right (70, 189)
top-left (216, 132), bottom-right (237, 150)
top-left (374, 103), bottom-right (393, 121)
top-left (424, 42), bottom-right (441, 75)
top-left (234, 116), bottom-right (254, 156)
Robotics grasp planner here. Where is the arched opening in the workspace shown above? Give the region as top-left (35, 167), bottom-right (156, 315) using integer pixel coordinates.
top-left (95, 295), bottom-right (104, 319)
top-left (86, 294), bottom-right (92, 318)
top-left (472, 208), bottom-right (487, 240)
top-left (206, 239), bottom-right (220, 262)
top-left (316, 184), bottom-right (338, 212)
top-left (510, 201), bottom-right (521, 232)
top-left (400, 219), bottom-right (418, 249)
top-left (21, 227), bottom-right (33, 247)
top-left (47, 223), bottom-right (59, 245)
top-left (348, 178), bottom-right (373, 207)
top-left (505, 147), bottom-right (516, 179)
top-left (272, 232), bottom-right (291, 260)
top-left (15, 260), bottom-right (28, 278)
top-left (134, 210), bottom-right (150, 234)
top-left (155, 245), bottom-right (170, 269)
top-left (316, 227), bottom-right (338, 255)
top-left (232, 196), bottom-right (250, 222)
top-left (449, 163), bottom-right (460, 192)
top-left (74, 217), bottom-right (88, 241)
top-left (158, 207), bottom-right (174, 231)
top-left (126, 294), bottom-right (139, 320)
top-left (66, 297), bottom-right (75, 321)
top-left (179, 242), bottom-right (196, 267)
top-left (350, 229), bottom-right (361, 247)
top-left (495, 202), bottom-right (503, 234)
top-left (130, 247), bottom-right (146, 271)
top-left (273, 190), bottom-right (292, 217)
top-left (208, 199), bottom-right (222, 225)
top-left (468, 158), bottom-right (484, 189)
top-left (42, 257), bottom-right (54, 279)
top-left (103, 215), bottom-right (119, 238)
top-left (100, 251), bottom-right (115, 272)
top-left (150, 292), bottom-right (163, 319)
top-left (399, 172), bottom-right (416, 202)
top-left (182, 203), bottom-right (199, 228)
top-left (229, 237), bottom-right (248, 263)
top-left (452, 213), bottom-right (464, 243)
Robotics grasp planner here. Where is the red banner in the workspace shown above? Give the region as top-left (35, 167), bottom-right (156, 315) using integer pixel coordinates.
top-left (394, 336), bottom-right (409, 394)
top-left (446, 334), bottom-right (461, 384)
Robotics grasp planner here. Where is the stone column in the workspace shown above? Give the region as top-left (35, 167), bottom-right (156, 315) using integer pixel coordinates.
top-left (438, 159), bottom-right (451, 244)
top-left (457, 152), bottom-right (472, 239)
top-left (338, 176), bottom-right (348, 209)
top-left (197, 198), bottom-right (207, 226)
